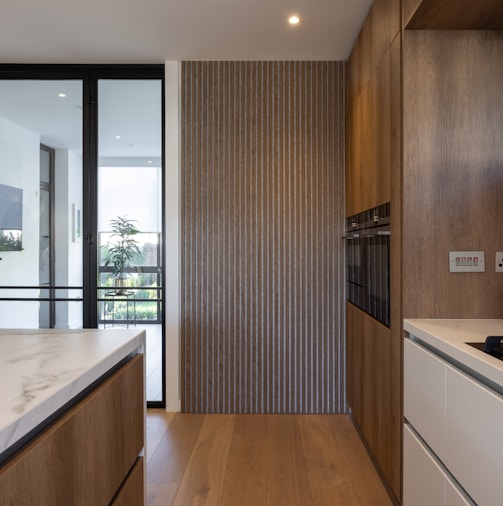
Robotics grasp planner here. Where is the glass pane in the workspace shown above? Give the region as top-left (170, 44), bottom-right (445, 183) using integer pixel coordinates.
top-left (0, 80), bottom-right (83, 329)
top-left (97, 79), bottom-right (163, 403)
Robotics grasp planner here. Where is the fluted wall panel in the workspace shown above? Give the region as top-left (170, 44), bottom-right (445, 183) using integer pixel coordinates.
top-left (181, 61), bottom-right (345, 413)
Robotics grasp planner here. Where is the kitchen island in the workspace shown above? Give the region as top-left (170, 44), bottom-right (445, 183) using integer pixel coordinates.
top-left (0, 328), bottom-right (146, 505)
top-left (404, 319), bottom-right (503, 506)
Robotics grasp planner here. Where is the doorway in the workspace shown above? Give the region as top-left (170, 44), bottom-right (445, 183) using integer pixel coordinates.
top-left (0, 66), bottom-right (166, 407)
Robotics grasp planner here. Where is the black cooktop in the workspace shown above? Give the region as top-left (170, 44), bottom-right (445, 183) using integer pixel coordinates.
top-left (466, 336), bottom-right (503, 361)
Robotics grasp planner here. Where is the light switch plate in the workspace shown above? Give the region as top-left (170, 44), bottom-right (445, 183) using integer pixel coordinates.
top-left (449, 251), bottom-right (485, 272)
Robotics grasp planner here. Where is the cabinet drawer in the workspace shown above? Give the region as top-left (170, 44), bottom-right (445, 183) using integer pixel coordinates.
top-left (404, 338), bottom-right (446, 460)
top-left (445, 365), bottom-right (503, 506)
top-left (404, 424), bottom-right (474, 506)
top-left (112, 457), bottom-right (144, 506)
top-left (404, 424), bottom-right (445, 506)
top-left (0, 354), bottom-right (144, 505)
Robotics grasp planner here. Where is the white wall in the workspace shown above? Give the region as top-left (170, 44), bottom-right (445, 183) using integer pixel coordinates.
top-left (54, 148), bottom-right (83, 329)
top-left (164, 61), bottom-right (181, 411)
top-left (0, 116), bottom-right (40, 327)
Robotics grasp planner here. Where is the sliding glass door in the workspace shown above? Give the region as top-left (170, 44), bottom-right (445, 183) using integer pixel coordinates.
top-left (96, 79), bottom-right (164, 403)
top-left (0, 78), bottom-right (84, 328)
top-left (0, 66), bottom-right (165, 406)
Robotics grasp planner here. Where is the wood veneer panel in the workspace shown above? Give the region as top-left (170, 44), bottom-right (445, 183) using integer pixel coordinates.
top-left (346, 303), bottom-right (395, 501)
top-left (404, 0), bottom-right (503, 29)
top-left (345, 0), bottom-right (399, 216)
top-left (402, 31), bottom-right (503, 319)
top-left (181, 61), bottom-right (345, 414)
top-left (0, 355), bottom-right (144, 505)
top-left (388, 34), bottom-right (402, 502)
top-left (112, 457), bottom-right (144, 506)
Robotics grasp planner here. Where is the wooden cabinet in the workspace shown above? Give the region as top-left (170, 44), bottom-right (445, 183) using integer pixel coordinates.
top-left (112, 457), bottom-right (145, 506)
top-left (0, 354), bottom-right (145, 505)
top-left (403, 0), bottom-right (503, 29)
top-left (346, 50), bottom-right (391, 216)
top-left (346, 303), bottom-right (394, 491)
top-left (345, 0), bottom-right (402, 500)
top-left (345, 0), bottom-right (399, 216)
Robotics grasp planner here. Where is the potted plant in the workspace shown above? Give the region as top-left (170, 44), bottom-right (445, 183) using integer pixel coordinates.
top-left (103, 216), bottom-right (143, 294)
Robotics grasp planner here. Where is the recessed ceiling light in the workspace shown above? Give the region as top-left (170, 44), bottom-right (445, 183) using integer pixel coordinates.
top-left (58, 93), bottom-right (66, 98)
top-left (115, 135), bottom-right (121, 139)
top-left (289, 15), bottom-right (300, 25)
top-left (148, 160), bottom-right (153, 164)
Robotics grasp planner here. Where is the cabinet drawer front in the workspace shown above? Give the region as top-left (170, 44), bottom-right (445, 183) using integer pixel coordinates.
top-left (403, 424), bottom-right (445, 506)
top-left (0, 354), bottom-right (144, 505)
top-left (404, 338), bottom-right (446, 459)
top-left (445, 365), bottom-right (503, 506)
top-left (404, 424), bottom-right (474, 506)
top-left (112, 457), bottom-right (144, 506)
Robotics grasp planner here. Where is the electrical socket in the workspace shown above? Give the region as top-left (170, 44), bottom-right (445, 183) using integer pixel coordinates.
top-left (495, 252), bottom-right (503, 272)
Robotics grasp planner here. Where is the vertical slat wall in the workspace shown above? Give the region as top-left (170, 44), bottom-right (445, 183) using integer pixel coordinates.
top-left (181, 61), bottom-right (345, 413)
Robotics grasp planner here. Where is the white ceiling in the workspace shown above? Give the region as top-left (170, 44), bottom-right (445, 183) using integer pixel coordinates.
top-left (0, 0), bottom-right (372, 63)
top-left (0, 0), bottom-right (372, 158)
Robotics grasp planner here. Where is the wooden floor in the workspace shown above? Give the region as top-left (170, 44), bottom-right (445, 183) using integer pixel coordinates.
top-left (146, 410), bottom-right (392, 506)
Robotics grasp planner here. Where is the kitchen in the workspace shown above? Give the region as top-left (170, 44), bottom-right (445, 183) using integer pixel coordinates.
top-left (1, 0), bottom-right (503, 504)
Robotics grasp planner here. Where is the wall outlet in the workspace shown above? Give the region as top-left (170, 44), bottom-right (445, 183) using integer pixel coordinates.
top-left (495, 252), bottom-right (503, 272)
top-left (449, 251), bottom-right (485, 272)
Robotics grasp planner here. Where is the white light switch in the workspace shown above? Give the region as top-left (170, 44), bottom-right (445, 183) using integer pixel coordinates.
top-left (449, 251), bottom-right (485, 272)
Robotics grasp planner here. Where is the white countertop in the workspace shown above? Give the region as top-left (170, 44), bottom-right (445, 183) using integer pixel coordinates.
top-left (0, 328), bottom-right (145, 458)
top-left (404, 319), bottom-right (503, 389)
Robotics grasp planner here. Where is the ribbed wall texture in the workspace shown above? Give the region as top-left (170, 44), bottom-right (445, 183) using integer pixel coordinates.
top-left (181, 61), bottom-right (346, 413)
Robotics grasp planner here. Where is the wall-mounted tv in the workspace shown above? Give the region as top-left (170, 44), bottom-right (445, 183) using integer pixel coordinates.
top-left (0, 183), bottom-right (23, 251)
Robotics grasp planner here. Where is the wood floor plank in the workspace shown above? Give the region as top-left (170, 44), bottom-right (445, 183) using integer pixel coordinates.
top-left (146, 413), bottom-right (206, 506)
top-left (219, 415), bottom-right (268, 506)
top-left (266, 415), bottom-right (314, 506)
top-left (146, 409), bottom-right (176, 464)
top-left (172, 415), bottom-right (235, 506)
top-left (298, 415), bottom-right (392, 505)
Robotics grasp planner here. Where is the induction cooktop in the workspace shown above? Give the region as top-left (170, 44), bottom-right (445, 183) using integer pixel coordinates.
top-left (466, 336), bottom-right (503, 361)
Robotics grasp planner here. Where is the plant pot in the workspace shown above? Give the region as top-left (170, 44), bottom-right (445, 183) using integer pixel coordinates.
top-left (114, 277), bottom-right (128, 295)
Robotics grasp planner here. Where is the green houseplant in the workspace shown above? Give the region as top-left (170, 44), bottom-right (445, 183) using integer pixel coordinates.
top-left (103, 216), bottom-right (143, 294)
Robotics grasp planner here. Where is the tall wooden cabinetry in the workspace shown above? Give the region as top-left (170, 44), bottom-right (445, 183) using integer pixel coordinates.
top-left (346, 0), bottom-right (503, 503)
top-left (345, 0), bottom-right (401, 501)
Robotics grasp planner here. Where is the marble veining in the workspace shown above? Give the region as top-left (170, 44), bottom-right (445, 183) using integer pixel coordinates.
top-left (0, 328), bottom-right (145, 457)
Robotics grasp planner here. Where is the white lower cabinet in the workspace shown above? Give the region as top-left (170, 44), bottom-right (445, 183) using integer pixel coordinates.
top-left (404, 425), bottom-right (473, 506)
top-left (445, 366), bottom-right (503, 505)
top-left (403, 337), bottom-right (503, 505)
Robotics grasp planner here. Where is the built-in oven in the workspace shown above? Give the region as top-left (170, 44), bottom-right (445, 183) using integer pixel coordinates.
top-left (345, 203), bottom-right (390, 327)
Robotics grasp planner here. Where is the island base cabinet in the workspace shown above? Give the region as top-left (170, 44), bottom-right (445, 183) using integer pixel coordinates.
top-left (0, 354), bottom-right (144, 505)
top-left (112, 457), bottom-right (144, 506)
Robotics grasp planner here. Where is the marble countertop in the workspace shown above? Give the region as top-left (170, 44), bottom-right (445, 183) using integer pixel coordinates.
top-left (0, 328), bottom-right (145, 458)
top-left (404, 319), bottom-right (503, 389)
